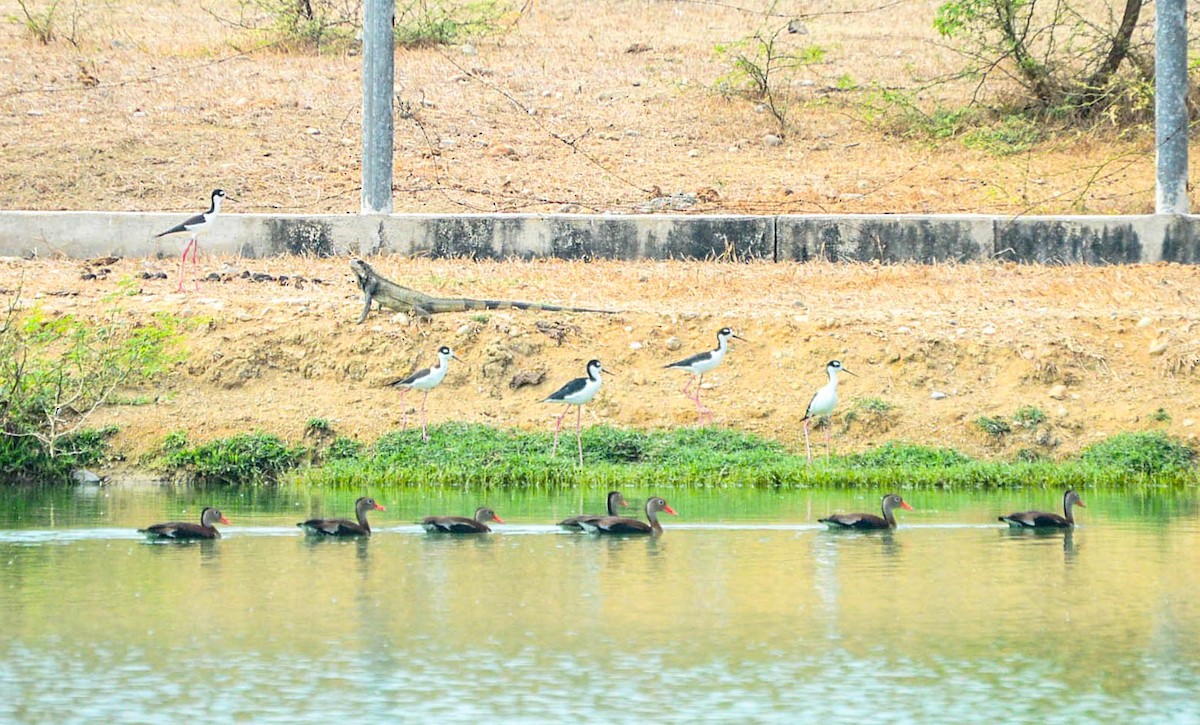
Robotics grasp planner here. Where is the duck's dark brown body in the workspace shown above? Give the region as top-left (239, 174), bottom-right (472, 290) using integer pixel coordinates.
top-left (558, 491), bottom-right (629, 530)
top-left (139, 507), bottom-right (229, 540)
top-left (820, 494), bottom-right (913, 530)
top-left (299, 496), bottom-right (385, 537)
top-left (999, 489), bottom-right (1085, 528)
top-left (578, 497), bottom-right (676, 535)
top-left (422, 506), bottom-right (504, 534)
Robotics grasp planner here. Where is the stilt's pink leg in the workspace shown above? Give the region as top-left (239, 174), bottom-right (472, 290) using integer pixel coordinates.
top-left (681, 376), bottom-right (695, 401)
top-left (576, 405), bottom-right (584, 465)
top-left (420, 391), bottom-right (430, 441)
top-left (803, 419), bottom-right (813, 464)
top-left (697, 375), bottom-right (715, 424)
top-left (400, 389), bottom-right (410, 430)
top-left (177, 236), bottom-right (195, 293)
top-left (551, 406), bottom-right (568, 456)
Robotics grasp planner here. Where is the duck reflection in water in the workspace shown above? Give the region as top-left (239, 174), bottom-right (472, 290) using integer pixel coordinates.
top-left (1002, 526), bottom-right (1077, 564)
top-left (819, 527), bottom-right (903, 560)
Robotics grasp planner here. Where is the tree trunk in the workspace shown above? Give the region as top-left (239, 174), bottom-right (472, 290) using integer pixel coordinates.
top-left (1078, 0), bottom-right (1144, 112)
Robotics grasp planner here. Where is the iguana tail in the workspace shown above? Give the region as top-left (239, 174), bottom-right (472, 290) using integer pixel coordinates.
top-left (431, 298), bottom-right (618, 314)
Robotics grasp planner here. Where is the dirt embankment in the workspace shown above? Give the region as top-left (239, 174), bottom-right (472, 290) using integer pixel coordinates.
top-left (4, 256), bottom-right (1199, 463)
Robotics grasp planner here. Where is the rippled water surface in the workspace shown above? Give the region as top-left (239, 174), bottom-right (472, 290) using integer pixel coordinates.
top-left (2, 486), bottom-right (1199, 722)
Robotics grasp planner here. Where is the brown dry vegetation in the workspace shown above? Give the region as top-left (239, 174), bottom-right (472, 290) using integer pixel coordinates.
top-left (3, 255), bottom-right (1198, 461)
top-left (3, 1), bottom-right (1200, 464)
top-left (1, 0), bottom-right (1194, 215)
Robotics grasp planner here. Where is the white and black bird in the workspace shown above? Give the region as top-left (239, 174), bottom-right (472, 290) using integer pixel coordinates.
top-left (543, 359), bottom-right (607, 465)
top-left (155, 189), bottom-right (230, 293)
top-left (390, 345), bottom-right (462, 441)
top-left (663, 327), bottom-right (746, 423)
top-left (801, 360), bottom-right (856, 463)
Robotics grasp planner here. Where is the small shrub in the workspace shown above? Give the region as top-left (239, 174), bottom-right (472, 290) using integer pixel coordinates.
top-left (1013, 405), bottom-right (1047, 429)
top-left (225, 0), bottom-right (516, 53)
top-left (0, 425), bottom-right (115, 483)
top-left (395, 0), bottom-right (513, 47)
top-left (306, 417), bottom-right (333, 434)
top-left (843, 397), bottom-right (898, 433)
top-left (1014, 447), bottom-right (1047, 463)
top-left (1150, 408), bottom-right (1171, 424)
top-left (583, 427), bottom-right (648, 463)
top-left (855, 397), bottom-right (895, 414)
top-left (1080, 432), bottom-right (1196, 475)
top-left (325, 436), bottom-right (364, 460)
top-left (846, 441), bottom-right (974, 468)
top-left (961, 116), bottom-right (1041, 156)
top-left (0, 296), bottom-right (181, 474)
top-left (974, 416), bottom-right (1012, 438)
top-left (161, 430), bottom-right (189, 452)
top-left (161, 432), bottom-right (305, 485)
top-left (713, 13), bottom-right (829, 128)
top-left (12, 0), bottom-right (59, 44)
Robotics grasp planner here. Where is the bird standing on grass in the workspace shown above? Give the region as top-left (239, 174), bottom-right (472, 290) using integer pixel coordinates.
top-left (801, 360), bottom-right (856, 463)
top-left (543, 359), bottom-right (607, 465)
top-left (154, 189), bottom-right (231, 293)
top-left (663, 327), bottom-right (747, 424)
top-left (390, 345), bottom-right (462, 442)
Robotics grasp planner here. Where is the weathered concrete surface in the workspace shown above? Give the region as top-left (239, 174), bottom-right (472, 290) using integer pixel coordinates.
top-left (993, 216), bottom-right (1152, 264)
top-left (1, 210), bottom-right (1197, 263)
top-left (777, 215), bottom-right (993, 262)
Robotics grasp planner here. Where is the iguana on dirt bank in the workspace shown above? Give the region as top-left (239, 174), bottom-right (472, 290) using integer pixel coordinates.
top-left (350, 259), bottom-right (618, 323)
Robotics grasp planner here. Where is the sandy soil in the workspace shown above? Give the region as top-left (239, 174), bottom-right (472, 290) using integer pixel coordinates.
top-left (3, 1), bottom-right (1199, 464)
top-left (0, 0), bottom-right (1191, 215)
top-left (3, 255), bottom-right (1198, 461)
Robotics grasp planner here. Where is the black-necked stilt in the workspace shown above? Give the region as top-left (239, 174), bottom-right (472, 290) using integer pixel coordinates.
top-left (819, 493), bottom-right (912, 530)
top-left (998, 489), bottom-right (1085, 528)
top-left (663, 327), bottom-right (746, 423)
top-left (801, 359), bottom-right (856, 463)
top-left (543, 359), bottom-right (607, 465)
top-left (391, 345), bottom-right (462, 441)
top-left (155, 189), bottom-right (230, 293)
top-left (421, 506), bottom-right (505, 534)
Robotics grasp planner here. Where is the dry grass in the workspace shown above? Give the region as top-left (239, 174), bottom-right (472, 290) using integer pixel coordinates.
top-left (1, 256), bottom-right (1198, 461)
top-left (0, 0), bottom-right (1185, 215)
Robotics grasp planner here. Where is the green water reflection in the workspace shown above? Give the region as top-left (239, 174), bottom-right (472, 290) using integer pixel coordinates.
top-left (1, 485), bottom-right (1198, 722)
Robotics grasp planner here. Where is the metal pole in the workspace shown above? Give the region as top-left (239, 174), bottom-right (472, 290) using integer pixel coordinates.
top-left (1155, 0), bottom-right (1189, 215)
top-left (361, 0), bottom-right (395, 214)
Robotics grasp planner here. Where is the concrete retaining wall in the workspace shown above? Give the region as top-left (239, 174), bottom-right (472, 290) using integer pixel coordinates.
top-left (0, 210), bottom-right (1197, 263)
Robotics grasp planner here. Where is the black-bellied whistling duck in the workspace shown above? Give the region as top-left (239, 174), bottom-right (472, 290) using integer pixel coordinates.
top-left (422, 506), bottom-right (504, 534)
top-left (298, 496), bottom-right (385, 537)
top-left (819, 493), bottom-right (913, 530)
top-left (577, 496), bottom-right (677, 535)
top-left (999, 489), bottom-right (1085, 528)
top-left (557, 490), bottom-right (629, 530)
top-left (139, 507), bottom-right (229, 540)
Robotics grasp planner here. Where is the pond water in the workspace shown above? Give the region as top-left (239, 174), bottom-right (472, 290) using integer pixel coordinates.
top-left (1, 485), bottom-right (1198, 722)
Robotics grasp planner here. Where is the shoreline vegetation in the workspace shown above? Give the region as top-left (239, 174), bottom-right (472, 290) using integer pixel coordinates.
top-left (2, 259), bottom-right (1200, 487)
top-left (141, 424), bottom-right (1197, 490)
